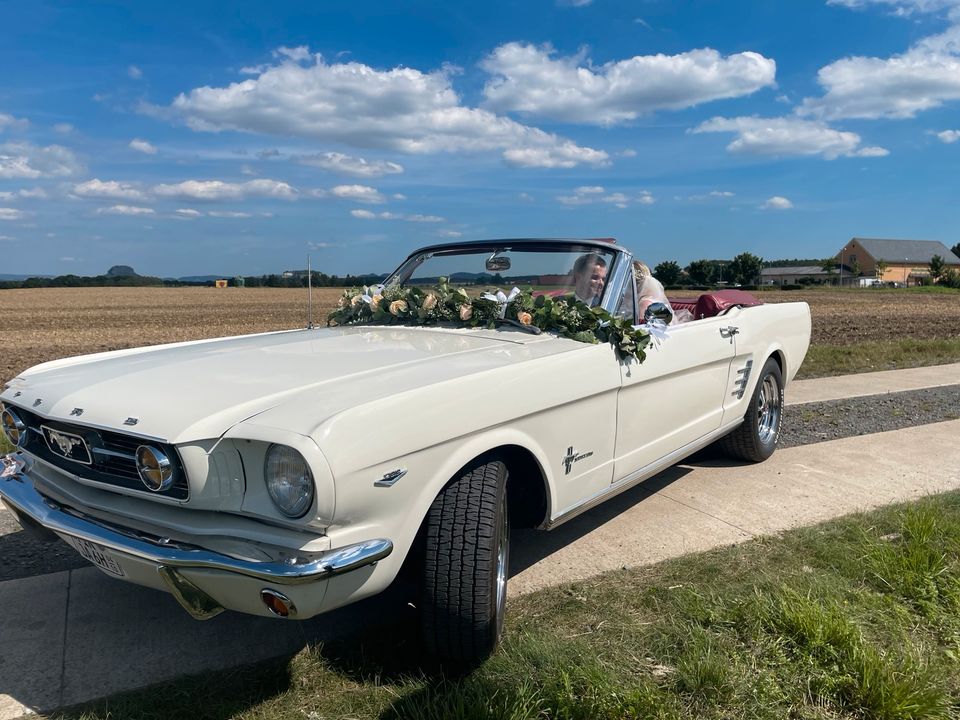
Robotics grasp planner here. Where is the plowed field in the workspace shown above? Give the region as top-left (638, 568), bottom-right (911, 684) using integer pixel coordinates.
top-left (1, 286), bottom-right (958, 384)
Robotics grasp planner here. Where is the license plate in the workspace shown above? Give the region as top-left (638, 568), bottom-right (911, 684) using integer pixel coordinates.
top-left (66, 537), bottom-right (125, 577)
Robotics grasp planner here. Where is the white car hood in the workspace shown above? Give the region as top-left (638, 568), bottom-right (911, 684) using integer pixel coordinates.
top-left (2, 325), bottom-right (564, 443)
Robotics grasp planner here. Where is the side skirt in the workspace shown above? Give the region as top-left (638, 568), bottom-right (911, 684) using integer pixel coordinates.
top-left (543, 418), bottom-right (744, 530)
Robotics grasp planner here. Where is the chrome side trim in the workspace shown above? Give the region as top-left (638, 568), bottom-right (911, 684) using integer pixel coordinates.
top-left (545, 418), bottom-right (744, 529)
top-left (157, 566), bottom-right (225, 620)
top-left (0, 454), bottom-right (393, 585)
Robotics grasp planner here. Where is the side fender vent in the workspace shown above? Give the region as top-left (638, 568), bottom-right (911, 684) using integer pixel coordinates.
top-left (732, 359), bottom-right (753, 399)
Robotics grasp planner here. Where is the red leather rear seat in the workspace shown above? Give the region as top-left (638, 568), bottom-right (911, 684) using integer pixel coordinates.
top-left (667, 290), bottom-right (762, 321)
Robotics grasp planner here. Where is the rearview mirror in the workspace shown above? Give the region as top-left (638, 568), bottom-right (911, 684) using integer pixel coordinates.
top-left (486, 256), bottom-right (511, 272)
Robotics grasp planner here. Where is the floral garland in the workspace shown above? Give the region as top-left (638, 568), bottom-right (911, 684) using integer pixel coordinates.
top-left (327, 277), bottom-right (649, 362)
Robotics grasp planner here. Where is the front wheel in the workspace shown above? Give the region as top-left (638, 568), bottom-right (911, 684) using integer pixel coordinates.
top-left (719, 357), bottom-right (783, 462)
top-left (421, 457), bottom-right (509, 665)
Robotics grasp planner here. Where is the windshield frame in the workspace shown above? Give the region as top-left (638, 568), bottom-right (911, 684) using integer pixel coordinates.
top-left (385, 238), bottom-right (634, 315)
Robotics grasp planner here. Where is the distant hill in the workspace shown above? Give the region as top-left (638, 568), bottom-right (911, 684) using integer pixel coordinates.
top-left (0, 274), bottom-right (53, 280)
top-left (107, 265), bottom-right (139, 277)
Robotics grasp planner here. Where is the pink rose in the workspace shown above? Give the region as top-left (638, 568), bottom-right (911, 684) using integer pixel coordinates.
top-left (422, 293), bottom-right (438, 311)
top-left (370, 294), bottom-right (382, 310)
top-left (459, 304), bottom-right (473, 321)
top-left (389, 299), bottom-right (408, 316)
top-left (517, 311), bottom-right (533, 326)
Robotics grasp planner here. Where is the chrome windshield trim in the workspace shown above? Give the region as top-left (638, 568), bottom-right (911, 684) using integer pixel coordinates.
top-left (0, 454), bottom-right (392, 584)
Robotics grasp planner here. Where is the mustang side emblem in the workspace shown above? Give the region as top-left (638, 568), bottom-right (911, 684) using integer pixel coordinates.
top-left (562, 446), bottom-right (594, 475)
top-left (123, 417), bottom-right (139, 426)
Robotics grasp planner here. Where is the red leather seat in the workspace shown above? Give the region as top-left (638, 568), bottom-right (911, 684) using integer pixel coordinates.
top-left (693, 289), bottom-right (762, 319)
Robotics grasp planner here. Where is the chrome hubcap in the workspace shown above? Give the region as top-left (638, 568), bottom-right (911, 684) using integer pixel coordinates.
top-left (494, 496), bottom-right (509, 632)
top-left (756, 374), bottom-right (781, 444)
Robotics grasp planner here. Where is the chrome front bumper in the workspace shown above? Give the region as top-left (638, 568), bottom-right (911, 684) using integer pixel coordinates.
top-left (0, 453), bottom-right (393, 619)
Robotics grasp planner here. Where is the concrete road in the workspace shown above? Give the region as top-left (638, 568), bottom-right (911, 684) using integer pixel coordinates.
top-left (1, 365), bottom-right (959, 718)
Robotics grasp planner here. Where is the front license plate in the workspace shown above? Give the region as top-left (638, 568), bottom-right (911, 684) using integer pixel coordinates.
top-left (67, 537), bottom-right (125, 577)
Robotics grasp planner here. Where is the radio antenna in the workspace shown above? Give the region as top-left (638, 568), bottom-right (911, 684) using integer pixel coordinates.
top-left (307, 254), bottom-right (314, 329)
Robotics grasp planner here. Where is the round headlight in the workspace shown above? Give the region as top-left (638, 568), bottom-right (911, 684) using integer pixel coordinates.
top-left (264, 444), bottom-right (314, 518)
top-left (135, 445), bottom-right (174, 492)
top-left (1, 407), bottom-right (27, 448)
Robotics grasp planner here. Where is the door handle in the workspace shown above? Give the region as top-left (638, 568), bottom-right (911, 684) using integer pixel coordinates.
top-left (719, 326), bottom-right (739, 341)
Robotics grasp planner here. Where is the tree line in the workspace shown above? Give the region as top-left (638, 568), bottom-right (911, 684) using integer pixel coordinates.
top-left (0, 272), bottom-right (388, 290)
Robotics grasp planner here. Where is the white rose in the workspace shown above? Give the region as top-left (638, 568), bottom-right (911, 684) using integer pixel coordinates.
top-left (517, 311), bottom-right (533, 326)
top-left (389, 299), bottom-right (408, 316)
top-left (422, 293), bottom-right (438, 311)
top-left (370, 294), bottom-right (382, 310)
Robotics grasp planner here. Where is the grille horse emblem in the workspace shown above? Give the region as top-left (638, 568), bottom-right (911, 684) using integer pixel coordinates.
top-left (48, 430), bottom-right (83, 457)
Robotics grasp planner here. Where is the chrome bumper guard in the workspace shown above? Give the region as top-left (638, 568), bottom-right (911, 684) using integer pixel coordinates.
top-left (0, 453), bottom-right (393, 619)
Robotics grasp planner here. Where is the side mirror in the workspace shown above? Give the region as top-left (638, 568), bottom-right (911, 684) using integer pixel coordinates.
top-left (644, 302), bottom-right (673, 325)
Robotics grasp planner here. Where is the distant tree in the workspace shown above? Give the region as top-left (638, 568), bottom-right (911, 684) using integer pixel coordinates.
top-left (930, 254), bottom-right (946, 281)
top-left (821, 257), bottom-right (837, 284)
top-left (874, 259), bottom-right (888, 280)
top-left (849, 259), bottom-right (862, 277)
top-left (951, 242), bottom-right (960, 259)
top-left (686, 259), bottom-right (714, 285)
top-left (728, 252), bottom-right (764, 285)
top-left (942, 268), bottom-right (960, 289)
top-left (653, 260), bottom-right (682, 285)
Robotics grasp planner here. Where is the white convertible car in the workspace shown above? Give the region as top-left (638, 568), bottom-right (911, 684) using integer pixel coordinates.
top-left (0, 239), bottom-right (810, 664)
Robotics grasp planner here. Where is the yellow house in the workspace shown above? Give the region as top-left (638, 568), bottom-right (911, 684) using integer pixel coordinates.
top-left (835, 238), bottom-right (960, 285)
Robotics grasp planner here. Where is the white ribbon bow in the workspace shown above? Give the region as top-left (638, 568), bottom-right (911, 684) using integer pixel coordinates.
top-left (361, 284), bottom-right (385, 304)
top-left (480, 287), bottom-right (522, 319)
top-left (646, 319), bottom-right (670, 349)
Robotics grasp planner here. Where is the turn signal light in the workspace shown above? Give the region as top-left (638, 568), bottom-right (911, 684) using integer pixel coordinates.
top-left (260, 589), bottom-right (297, 618)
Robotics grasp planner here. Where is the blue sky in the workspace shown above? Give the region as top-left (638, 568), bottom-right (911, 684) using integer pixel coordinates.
top-left (1, 0), bottom-right (959, 277)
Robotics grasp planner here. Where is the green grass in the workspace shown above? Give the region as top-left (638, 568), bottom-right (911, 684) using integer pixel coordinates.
top-left (0, 432), bottom-right (12, 455)
top-left (797, 338), bottom-right (960, 379)
top-left (56, 493), bottom-right (960, 720)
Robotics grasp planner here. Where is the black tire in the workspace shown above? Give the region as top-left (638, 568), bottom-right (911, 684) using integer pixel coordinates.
top-left (421, 456), bottom-right (509, 665)
top-left (719, 357), bottom-right (783, 462)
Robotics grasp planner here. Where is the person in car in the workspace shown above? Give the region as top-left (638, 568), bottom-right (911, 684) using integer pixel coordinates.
top-left (572, 253), bottom-right (608, 306)
top-left (634, 261), bottom-right (688, 324)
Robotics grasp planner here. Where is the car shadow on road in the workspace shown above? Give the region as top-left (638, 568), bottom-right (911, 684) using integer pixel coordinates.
top-left (508, 463), bottom-right (694, 578)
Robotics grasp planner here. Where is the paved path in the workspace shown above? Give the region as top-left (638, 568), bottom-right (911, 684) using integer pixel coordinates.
top-left (1, 365), bottom-right (959, 718)
top-left (786, 362), bottom-right (960, 405)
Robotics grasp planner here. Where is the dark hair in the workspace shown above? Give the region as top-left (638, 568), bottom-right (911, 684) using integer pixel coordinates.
top-left (573, 253), bottom-right (607, 276)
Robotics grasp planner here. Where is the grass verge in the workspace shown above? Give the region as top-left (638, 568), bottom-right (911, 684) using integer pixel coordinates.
top-left (797, 338), bottom-right (960, 379)
top-left (57, 492), bottom-right (960, 720)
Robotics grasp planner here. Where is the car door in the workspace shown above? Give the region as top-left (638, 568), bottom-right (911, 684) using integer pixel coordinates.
top-left (613, 316), bottom-right (736, 481)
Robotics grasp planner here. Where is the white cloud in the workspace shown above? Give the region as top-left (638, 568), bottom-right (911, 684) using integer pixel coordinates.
top-left (240, 164), bottom-right (256, 175)
top-left (128, 65), bottom-right (143, 79)
top-left (799, 24), bottom-right (960, 120)
top-left (175, 208), bottom-right (202, 217)
top-left (297, 151), bottom-right (404, 177)
top-left (208, 210), bottom-right (253, 218)
top-left (619, 149), bottom-right (638, 157)
top-left (167, 49), bottom-right (608, 168)
top-left (438, 229), bottom-right (463, 237)
top-left (711, 190), bottom-right (735, 197)
top-left (129, 138), bottom-right (157, 154)
top-left (518, 192), bottom-right (534, 201)
top-left (153, 178), bottom-right (297, 201)
top-left (0, 142), bottom-right (83, 178)
top-left (350, 209), bottom-right (444, 222)
top-left (73, 178), bottom-right (147, 201)
top-left (827, 0), bottom-right (960, 17)
top-left (54, 123), bottom-right (74, 134)
top-left (761, 196), bottom-right (794, 210)
top-left (937, 129), bottom-right (960, 142)
top-left (0, 234), bottom-right (15, 240)
top-left (273, 46), bottom-right (312, 62)
top-left (0, 113), bottom-right (29, 132)
top-left (480, 42), bottom-right (776, 125)
top-left (0, 188), bottom-right (48, 200)
top-left (97, 205), bottom-right (155, 215)
top-left (0, 208), bottom-right (28, 220)
top-left (558, 187), bottom-right (654, 208)
top-left (692, 116), bottom-right (889, 159)
top-left (329, 184), bottom-right (386, 204)
top-left (557, 0), bottom-right (593, 5)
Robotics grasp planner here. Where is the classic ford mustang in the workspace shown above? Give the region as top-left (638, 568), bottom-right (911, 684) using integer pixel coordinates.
top-left (0, 238), bottom-right (810, 664)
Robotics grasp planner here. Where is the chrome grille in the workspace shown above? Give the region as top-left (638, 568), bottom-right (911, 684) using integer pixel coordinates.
top-left (5, 405), bottom-right (188, 500)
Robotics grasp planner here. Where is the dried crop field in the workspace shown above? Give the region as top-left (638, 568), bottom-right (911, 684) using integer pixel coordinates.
top-left (1, 286), bottom-right (958, 384)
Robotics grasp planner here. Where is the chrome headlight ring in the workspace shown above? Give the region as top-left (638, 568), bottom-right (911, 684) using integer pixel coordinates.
top-left (1, 406), bottom-right (27, 448)
top-left (263, 444), bottom-right (315, 519)
top-left (135, 445), bottom-right (174, 492)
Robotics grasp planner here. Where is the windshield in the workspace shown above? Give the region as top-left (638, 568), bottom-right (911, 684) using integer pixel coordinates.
top-left (389, 244), bottom-right (618, 307)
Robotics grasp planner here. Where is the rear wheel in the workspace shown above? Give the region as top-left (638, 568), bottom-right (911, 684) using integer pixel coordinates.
top-left (421, 457), bottom-right (509, 665)
top-left (720, 357), bottom-right (783, 462)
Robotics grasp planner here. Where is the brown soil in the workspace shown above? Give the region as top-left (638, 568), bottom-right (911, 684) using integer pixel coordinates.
top-left (2, 286), bottom-right (958, 384)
